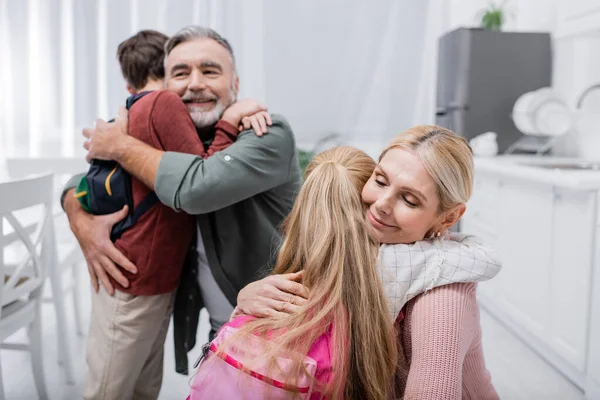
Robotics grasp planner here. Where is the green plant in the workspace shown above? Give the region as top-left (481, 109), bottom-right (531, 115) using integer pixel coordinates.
top-left (479, 2), bottom-right (507, 31)
top-left (297, 133), bottom-right (342, 176)
top-left (298, 149), bottom-right (314, 175)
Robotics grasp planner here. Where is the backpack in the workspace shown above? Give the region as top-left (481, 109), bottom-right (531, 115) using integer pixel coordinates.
top-left (188, 319), bottom-right (321, 399)
top-left (76, 91), bottom-right (158, 242)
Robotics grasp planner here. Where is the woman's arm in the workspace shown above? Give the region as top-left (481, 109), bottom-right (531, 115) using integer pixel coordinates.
top-left (402, 283), bottom-right (498, 400)
top-left (379, 233), bottom-right (501, 319)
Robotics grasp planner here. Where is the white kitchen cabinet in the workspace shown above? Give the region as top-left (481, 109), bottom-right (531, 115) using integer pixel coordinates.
top-left (497, 179), bottom-right (555, 343)
top-left (586, 225), bottom-right (600, 399)
top-left (471, 177), bottom-right (556, 341)
top-left (463, 157), bottom-right (600, 395)
top-left (549, 188), bottom-right (596, 372)
top-left (461, 175), bottom-right (501, 248)
top-left (557, 0), bottom-right (600, 38)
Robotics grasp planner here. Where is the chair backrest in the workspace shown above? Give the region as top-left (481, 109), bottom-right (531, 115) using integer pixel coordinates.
top-left (6, 156), bottom-right (88, 252)
top-left (0, 174), bottom-right (54, 307)
top-left (5, 157), bottom-right (88, 177)
top-left (0, 153), bottom-right (9, 181)
top-left (6, 157), bottom-right (87, 206)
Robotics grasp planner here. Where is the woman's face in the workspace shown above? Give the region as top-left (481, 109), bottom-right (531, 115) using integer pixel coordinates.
top-left (362, 147), bottom-right (446, 244)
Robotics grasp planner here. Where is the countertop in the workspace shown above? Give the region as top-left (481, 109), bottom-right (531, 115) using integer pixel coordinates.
top-left (473, 155), bottom-right (600, 190)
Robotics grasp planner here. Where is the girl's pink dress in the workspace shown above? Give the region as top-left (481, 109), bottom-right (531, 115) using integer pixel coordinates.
top-left (188, 315), bottom-right (334, 399)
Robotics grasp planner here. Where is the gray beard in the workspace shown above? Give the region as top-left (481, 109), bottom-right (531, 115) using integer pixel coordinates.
top-left (188, 102), bottom-right (226, 128)
top-left (188, 89), bottom-right (237, 129)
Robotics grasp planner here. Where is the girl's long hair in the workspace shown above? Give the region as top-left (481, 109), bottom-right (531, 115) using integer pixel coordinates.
top-left (224, 146), bottom-right (398, 399)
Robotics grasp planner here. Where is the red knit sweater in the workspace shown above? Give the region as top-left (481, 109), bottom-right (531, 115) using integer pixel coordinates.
top-left (112, 90), bottom-right (238, 296)
top-left (400, 282), bottom-right (499, 399)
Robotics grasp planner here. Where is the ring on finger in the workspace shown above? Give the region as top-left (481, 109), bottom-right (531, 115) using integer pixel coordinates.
top-left (278, 301), bottom-right (287, 312)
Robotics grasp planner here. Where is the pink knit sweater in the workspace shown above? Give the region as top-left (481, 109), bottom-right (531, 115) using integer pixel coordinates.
top-left (399, 282), bottom-right (499, 400)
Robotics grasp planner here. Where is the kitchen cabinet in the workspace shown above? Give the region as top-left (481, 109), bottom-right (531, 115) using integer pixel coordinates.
top-left (586, 224), bottom-right (600, 399)
top-left (462, 156), bottom-right (600, 397)
top-left (557, 0), bottom-right (600, 38)
top-left (549, 188), bottom-right (596, 372)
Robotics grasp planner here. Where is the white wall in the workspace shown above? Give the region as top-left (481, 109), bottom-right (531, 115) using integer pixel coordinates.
top-left (2, 1), bottom-right (599, 160)
top-left (0, 0), bottom-right (432, 160)
top-left (553, 35), bottom-right (600, 159)
top-left (442, 0), bottom-right (600, 159)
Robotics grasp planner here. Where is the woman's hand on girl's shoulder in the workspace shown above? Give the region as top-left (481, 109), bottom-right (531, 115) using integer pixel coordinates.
top-left (236, 272), bottom-right (309, 318)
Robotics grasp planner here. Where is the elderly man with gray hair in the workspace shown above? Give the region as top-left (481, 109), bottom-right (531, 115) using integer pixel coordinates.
top-left (62, 25), bottom-right (300, 399)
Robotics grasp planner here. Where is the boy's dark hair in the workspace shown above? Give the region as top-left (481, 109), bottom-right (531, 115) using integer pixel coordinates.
top-left (117, 30), bottom-right (169, 91)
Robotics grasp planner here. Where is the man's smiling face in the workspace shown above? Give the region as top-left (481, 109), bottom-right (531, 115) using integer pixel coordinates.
top-left (165, 38), bottom-right (238, 128)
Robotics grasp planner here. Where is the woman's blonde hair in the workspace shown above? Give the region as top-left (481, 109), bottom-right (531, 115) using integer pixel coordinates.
top-left (224, 146), bottom-right (398, 399)
top-left (380, 125), bottom-right (474, 212)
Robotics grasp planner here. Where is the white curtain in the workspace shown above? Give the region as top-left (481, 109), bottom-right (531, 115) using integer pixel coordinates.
top-left (0, 0), bottom-right (440, 160)
top-left (413, 0), bottom-right (450, 127)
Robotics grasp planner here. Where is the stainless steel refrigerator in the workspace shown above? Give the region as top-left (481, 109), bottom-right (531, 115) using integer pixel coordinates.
top-left (435, 28), bottom-right (552, 153)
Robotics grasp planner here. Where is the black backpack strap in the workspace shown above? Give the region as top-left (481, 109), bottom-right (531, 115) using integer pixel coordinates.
top-left (131, 191), bottom-right (159, 225)
top-left (110, 192), bottom-right (159, 241)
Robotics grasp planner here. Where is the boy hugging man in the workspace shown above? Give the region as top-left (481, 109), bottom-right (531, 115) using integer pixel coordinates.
top-left (78, 30), bottom-right (266, 399)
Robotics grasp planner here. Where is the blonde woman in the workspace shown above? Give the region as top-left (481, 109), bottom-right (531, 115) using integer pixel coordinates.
top-left (189, 147), bottom-right (398, 399)
top-left (237, 126), bottom-right (500, 399)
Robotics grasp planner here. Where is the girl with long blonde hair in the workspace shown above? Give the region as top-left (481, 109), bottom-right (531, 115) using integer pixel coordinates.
top-left (189, 146), bottom-right (398, 399)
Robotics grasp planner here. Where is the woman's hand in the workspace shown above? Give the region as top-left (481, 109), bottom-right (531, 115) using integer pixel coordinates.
top-left (236, 272), bottom-right (309, 318)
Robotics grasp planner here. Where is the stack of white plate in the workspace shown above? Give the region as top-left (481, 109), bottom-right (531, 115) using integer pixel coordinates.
top-left (512, 87), bottom-right (572, 137)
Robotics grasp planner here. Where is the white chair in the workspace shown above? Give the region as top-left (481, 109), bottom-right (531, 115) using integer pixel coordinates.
top-left (0, 154), bottom-right (9, 182)
top-left (10, 158), bottom-right (88, 335)
top-left (0, 174), bottom-right (54, 399)
top-left (6, 158), bottom-right (86, 384)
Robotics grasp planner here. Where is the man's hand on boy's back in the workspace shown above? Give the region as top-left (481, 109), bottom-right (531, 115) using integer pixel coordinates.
top-left (84, 107), bottom-right (132, 163)
top-left (221, 99), bottom-right (272, 136)
top-left (64, 192), bottom-right (137, 295)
